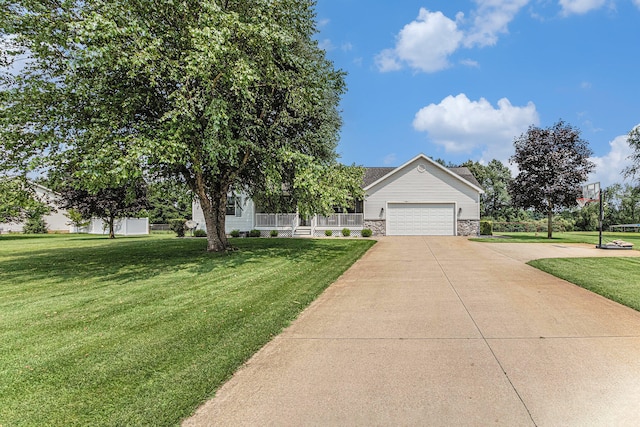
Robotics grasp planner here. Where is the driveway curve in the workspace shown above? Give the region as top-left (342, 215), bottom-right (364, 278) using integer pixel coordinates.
top-left (184, 237), bottom-right (640, 426)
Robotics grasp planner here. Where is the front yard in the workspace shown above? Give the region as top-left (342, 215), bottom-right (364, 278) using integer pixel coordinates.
top-left (0, 234), bottom-right (374, 426)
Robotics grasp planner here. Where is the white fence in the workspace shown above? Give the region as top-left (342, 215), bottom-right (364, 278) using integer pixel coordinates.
top-left (80, 217), bottom-right (149, 235)
top-left (255, 213), bottom-right (298, 228)
top-left (315, 213), bottom-right (364, 227)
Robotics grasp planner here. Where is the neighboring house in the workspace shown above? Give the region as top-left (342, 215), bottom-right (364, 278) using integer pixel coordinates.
top-left (192, 154), bottom-right (484, 237)
top-left (0, 183), bottom-right (70, 233)
top-left (0, 183), bottom-right (150, 235)
top-left (73, 218), bottom-right (150, 236)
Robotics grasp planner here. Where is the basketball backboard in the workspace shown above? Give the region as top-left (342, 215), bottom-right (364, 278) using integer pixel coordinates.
top-left (582, 182), bottom-right (600, 201)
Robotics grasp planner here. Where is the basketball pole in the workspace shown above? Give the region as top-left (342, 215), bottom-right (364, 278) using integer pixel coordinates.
top-left (598, 189), bottom-right (604, 249)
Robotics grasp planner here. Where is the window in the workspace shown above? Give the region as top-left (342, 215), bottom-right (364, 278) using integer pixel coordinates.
top-left (333, 200), bottom-right (363, 214)
top-left (226, 196), bottom-right (242, 216)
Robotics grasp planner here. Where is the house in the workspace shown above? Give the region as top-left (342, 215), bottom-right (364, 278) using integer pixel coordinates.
top-left (0, 182), bottom-right (150, 235)
top-left (0, 183), bottom-right (70, 233)
top-left (192, 154), bottom-right (484, 237)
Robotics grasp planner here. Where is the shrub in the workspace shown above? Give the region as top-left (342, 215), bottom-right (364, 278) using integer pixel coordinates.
top-left (480, 220), bottom-right (492, 236)
top-left (230, 229), bottom-right (240, 238)
top-left (23, 215), bottom-right (47, 234)
top-left (194, 229), bottom-right (207, 237)
top-left (324, 230), bottom-right (333, 237)
top-left (361, 228), bottom-right (372, 237)
top-left (249, 229), bottom-right (261, 238)
top-left (168, 218), bottom-right (186, 237)
top-left (270, 229), bottom-right (278, 237)
top-left (341, 228), bottom-right (351, 237)
top-left (66, 209), bottom-right (90, 230)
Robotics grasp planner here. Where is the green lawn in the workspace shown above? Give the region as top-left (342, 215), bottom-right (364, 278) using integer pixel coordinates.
top-left (529, 257), bottom-right (640, 312)
top-left (0, 234), bottom-right (375, 426)
top-left (472, 231), bottom-right (640, 246)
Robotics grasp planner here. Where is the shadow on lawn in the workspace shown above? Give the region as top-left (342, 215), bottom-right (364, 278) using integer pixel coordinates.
top-left (0, 237), bottom-right (362, 286)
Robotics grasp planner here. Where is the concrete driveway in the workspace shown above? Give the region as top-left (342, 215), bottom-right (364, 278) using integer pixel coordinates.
top-left (184, 237), bottom-right (640, 426)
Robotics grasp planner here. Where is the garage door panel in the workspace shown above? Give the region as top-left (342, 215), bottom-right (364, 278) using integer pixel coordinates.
top-left (388, 203), bottom-right (454, 236)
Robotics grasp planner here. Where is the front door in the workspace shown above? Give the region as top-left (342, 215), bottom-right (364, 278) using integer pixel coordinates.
top-left (299, 216), bottom-right (310, 226)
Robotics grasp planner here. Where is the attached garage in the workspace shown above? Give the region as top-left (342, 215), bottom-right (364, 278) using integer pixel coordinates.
top-left (387, 203), bottom-right (455, 236)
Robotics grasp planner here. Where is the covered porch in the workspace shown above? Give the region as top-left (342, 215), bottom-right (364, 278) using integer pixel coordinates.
top-left (255, 213), bottom-right (365, 237)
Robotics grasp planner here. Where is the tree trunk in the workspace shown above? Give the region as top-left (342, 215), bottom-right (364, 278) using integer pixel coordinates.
top-left (547, 206), bottom-right (553, 239)
top-left (108, 215), bottom-right (115, 239)
top-left (194, 178), bottom-right (231, 252)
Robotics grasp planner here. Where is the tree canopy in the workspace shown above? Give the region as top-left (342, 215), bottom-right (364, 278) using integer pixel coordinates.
top-left (1, 0), bottom-right (359, 251)
top-left (460, 159), bottom-right (513, 220)
top-left (51, 173), bottom-right (149, 239)
top-left (623, 125), bottom-right (640, 182)
top-left (509, 120), bottom-right (595, 238)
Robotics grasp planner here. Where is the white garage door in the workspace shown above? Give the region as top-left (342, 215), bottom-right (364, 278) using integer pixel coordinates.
top-left (387, 203), bottom-right (455, 236)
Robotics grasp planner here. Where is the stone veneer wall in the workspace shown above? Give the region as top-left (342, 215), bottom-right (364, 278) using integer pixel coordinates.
top-left (364, 220), bottom-right (386, 236)
top-left (457, 220), bottom-right (480, 236)
top-left (365, 219), bottom-right (479, 236)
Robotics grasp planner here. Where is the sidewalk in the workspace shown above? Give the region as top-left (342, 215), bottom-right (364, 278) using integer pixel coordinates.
top-left (184, 237), bottom-right (640, 426)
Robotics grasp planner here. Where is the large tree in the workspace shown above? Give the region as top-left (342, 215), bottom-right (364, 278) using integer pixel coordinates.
top-left (460, 159), bottom-right (513, 220)
top-left (509, 120), bottom-right (595, 238)
top-left (623, 125), bottom-right (640, 182)
top-left (146, 178), bottom-right (192, 224)
top-left (1, 0), bottom-right (361, 251)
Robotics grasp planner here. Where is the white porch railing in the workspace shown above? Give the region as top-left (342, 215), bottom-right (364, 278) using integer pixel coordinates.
top-left (315, 213), bottom-right (364, 227)
top-left (255, 213), bottom-right (298, 228)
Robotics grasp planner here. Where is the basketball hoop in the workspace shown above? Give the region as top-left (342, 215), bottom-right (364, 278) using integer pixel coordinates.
top-left (577, 182), bottom-right (601, 208)
top-left (576, 197), bottom-right (589, 208)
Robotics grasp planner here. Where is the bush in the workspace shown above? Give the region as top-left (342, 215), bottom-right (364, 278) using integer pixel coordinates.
top-left (324, 230), bottom-right (333, 237)
top-left (23, 215), bottom-right (47, 234)
top-left (168, 218), bottom-right (186, 237)
top-left (230, 229), bottom-right (240, 238)
top-left (361, 228), bottom-right (372, 237)
top-left (341, 228), bottom-right (351, 237)
top-left (249, 229), bottom-right (261, 238)
top-left (194, 229), bottom-right (207, 237)
top-left (270, 229), bottom-right (278, 237)
top-left (480, 220), bottom-right (492, 236)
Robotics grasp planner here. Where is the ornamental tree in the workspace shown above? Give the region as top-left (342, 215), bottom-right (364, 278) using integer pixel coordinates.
top-left (1, 0), bottom-right (359, 251)
top-left (53, 177), bottom-right (149, 239)
top-left (509, 120), bottom-right (595, 238)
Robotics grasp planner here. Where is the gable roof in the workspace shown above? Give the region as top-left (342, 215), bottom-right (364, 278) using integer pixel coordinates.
top-left (363, 167), bottom-right (396, 187)
top-left (363, 153), bottom-right (484, 193)
top-left (448, 167), bottom-right (481, 188)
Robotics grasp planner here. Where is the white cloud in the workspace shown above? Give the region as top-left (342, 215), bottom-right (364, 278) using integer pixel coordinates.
top-left (375, 0), bottom-right (624, 74)
top-left (375, 8), bottom-right (463, 73)
top-left (464, 0), bottom-right (530, 47)
top-left (634, 0), bottom-right (640, 9)
top-left (375, 49), bottom-right (402, 72)
top-left (589, 132), bottom-right (635, 187)
top-left (413, 94), bottom-right (539, 162)
top-left (317, 39), bottom-right (335, 51)
top-left (559, 0), bottom-right (607, 15)
top-left (383, 153), bottom-right (398, 166)
top-left (460, 58), bottom-right (480, 68)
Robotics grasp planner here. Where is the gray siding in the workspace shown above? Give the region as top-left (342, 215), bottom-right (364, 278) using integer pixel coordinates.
top-left (192, 194), bottom-right (256, 233)
top-left (364, 158), bottom-right (480, 221)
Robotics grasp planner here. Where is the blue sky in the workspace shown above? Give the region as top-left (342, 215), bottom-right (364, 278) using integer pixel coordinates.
top-left (314, 0), bottom-right (640, 186)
